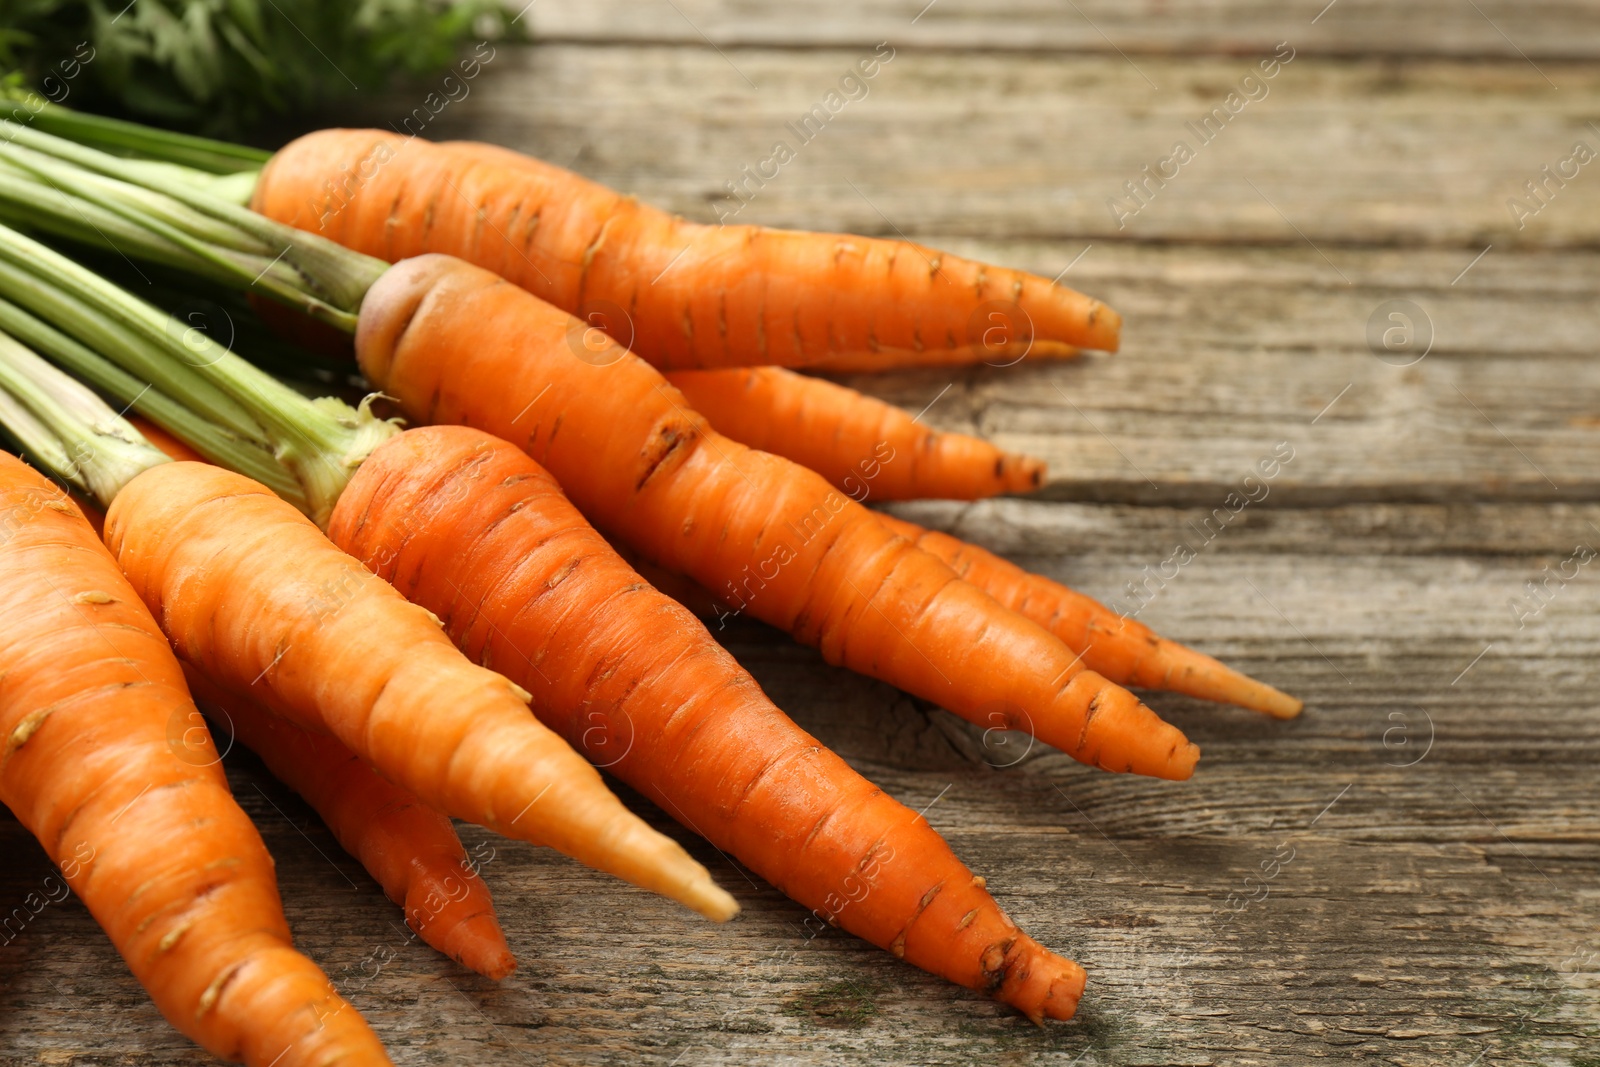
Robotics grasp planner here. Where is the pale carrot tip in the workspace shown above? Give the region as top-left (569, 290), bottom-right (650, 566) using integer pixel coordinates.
top-left (1149, 641), bottom-right (1305, 719)
top-left (682, 879), bottom-right (741, 923)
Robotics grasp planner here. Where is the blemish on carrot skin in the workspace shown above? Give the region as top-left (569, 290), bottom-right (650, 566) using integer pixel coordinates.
top-left (73, 591), bottom-right (116, 605)
top-left (546, 559), bottom-right (580, 590)
top-left (979, 941), bottom-right (1015, 992)
top-left (971, 874), bottom-right (986, 889)
top-left (196, 961), bottom-right (247, 1018)
top-left (1076, 694), bottom-right (1102, 754)
top-left (5, 707), bottom-right (52, 761)
top-left (157, 920), bottom-right (193, 953)
top-left (957, 908), bottom-right (979, 931)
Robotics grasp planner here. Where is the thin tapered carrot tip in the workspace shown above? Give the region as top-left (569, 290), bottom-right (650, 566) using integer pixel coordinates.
top-left (435, 913), bottom-right (518, 981)
top-left (1145, 639), bottom-right (1304, 719)
top-left (682, 877), bottom-right (741, 922)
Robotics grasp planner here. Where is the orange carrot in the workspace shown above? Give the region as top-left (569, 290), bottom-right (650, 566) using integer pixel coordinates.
top-left (0, 452), bottom-right (390, 1066)
top-left (102, 460), bottom-right (737, 921)
top-left (666, 366), bottom-right (1046, 500)
top-left (251, 130), bottom-right (1121, 370)
top-left (183, 667), bottom-right (518, 980)
top-left (352, 254), bottom-right (1196, 780)
top-left (128, 416), bottom-right (517, 977)
top-left (331, 424), bottom-right (1088, 1021)
top-left (875, 514), bottom-right (1304, 717)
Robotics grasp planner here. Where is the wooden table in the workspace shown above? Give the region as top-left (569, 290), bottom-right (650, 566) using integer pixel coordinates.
top-left (4, 2), bottom-right (1597, 1063)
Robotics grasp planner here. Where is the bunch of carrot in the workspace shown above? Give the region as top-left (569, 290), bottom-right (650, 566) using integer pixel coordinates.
top-left (0, 106), bottom-right (1301, 1065)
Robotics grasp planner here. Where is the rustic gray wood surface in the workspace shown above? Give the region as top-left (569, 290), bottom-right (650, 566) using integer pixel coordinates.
top-left (3, 2), bottom-right (1598, 1064)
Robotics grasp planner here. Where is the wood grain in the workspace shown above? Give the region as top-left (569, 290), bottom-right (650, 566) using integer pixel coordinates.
top-left (372, 44), bottom-right (1600, 248)
top-left (524, 0), bottom-right (1600, 61)
top-left (4, 3), bottom-right (1598, 1063)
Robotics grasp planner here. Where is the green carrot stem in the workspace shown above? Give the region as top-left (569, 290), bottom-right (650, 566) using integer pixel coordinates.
top-left (0, 139), bottom-right (359, 331)
top-left (0, 220), bottom-right (395, 525)
top-left (0, 120), bottom-right (382, 318)
top-left (0, 329), bottom-right (167, 504)
top-left (0, 294), bottom-right (308, 510)
top-left (0, 255), bottom-right (268, 442)
top-left (0, 88), bottom-right (272, 175)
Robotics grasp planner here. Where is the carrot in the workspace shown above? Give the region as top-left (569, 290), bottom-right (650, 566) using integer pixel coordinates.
top-left (249, 130), bottom-right (1122, 369)
top-left (665, 366), bottom-right (1047, 500)
top-left (0, 283), bottom-right (732, 921)
top-left (5, 129), bottom-right (1192, 781)
top-left (354, 255), bottom-right (1196, 779)
top-left (610, 515), bottom-right (1300, 717)
top-left (22, 258), bottom-right (1097, 1016)
top-left (0, 452), bottom-right (391, 1066)
top-left (103, 461), bottom-right (736, 921)
top-left (330, 424), bottom-right (1088, 1020)
top-left (0, 216), bottom-right (735, 921)
top-left (0, 123), bottom-right (1175, 1019)
top-left (0, 125), bottom-right (1194, 772)
top-left (874, 514), bottom-right (1304, 717)
top-left (183, 667), bottom-right (518, 980)
top-left (132, 416), bottom-right (517, 975)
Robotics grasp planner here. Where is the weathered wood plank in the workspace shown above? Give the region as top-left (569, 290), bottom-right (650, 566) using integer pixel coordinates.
top-left (838, 241), bottom-right (1600, 505)
top-left (371, 44), bottom-right (1600, 247)
top-left (7, 9), bottom-right (1598, 1067)
top-left (3, 758), bottom-right (1593, 1064)
top-left (524, 0), bottom-right (1600, 62)
top-left (4, 502), bottom-right (1596, 1063)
